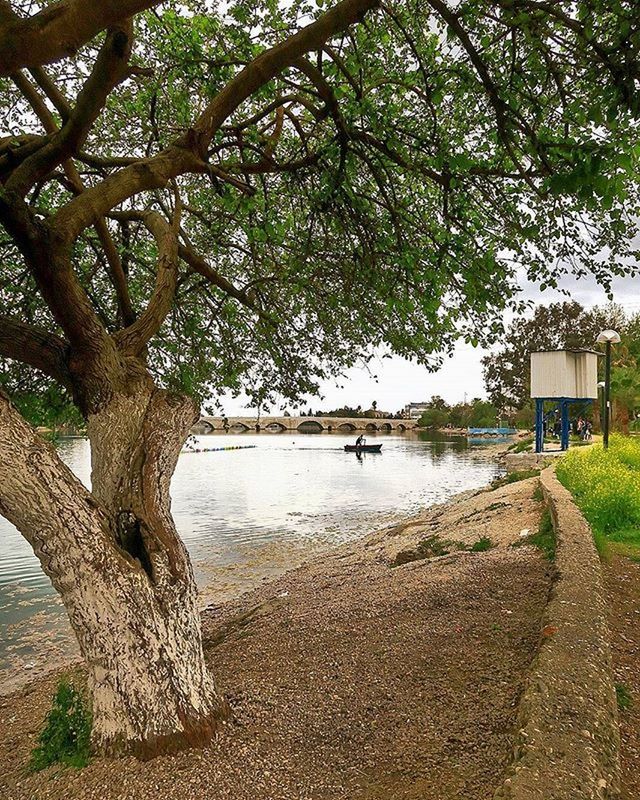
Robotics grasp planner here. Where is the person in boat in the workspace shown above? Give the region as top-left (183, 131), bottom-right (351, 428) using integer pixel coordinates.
top-left (355, 434), bottom-right (365, 448)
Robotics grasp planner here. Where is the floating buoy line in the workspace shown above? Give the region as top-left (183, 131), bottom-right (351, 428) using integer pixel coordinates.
top-left (181, 444), bottom-right (257, 454)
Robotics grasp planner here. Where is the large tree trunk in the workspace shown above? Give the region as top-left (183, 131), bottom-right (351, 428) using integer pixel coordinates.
top-left (613, 400), bottom-right (630, 435)
top-left (0, 389), bottom-right (227, 758)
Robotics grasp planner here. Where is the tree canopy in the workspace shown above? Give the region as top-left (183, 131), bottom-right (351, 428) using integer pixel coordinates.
top-left (418, 396), bottom-right (500, 428)
top-left (1, 0), bottom-right (639, 414)
top-left (481, 301), bottom-right (629, 408)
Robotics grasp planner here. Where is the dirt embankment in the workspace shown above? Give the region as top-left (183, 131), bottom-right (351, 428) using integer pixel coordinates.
top-left (0, 479), bottom-right (550, 800)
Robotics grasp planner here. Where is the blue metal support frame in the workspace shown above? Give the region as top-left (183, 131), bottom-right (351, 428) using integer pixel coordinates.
top-left (535, 398), bottom-right (544, 453)
top-left (533, 397), bottom-right (594, 454)
top-left (560, 399), bottom-right (570, 451)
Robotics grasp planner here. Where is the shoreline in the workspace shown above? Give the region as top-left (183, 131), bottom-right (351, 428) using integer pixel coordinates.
top-left (0, 484), bottom-right (498, 698)
top-left (0, 438), bottom-right (514, 696)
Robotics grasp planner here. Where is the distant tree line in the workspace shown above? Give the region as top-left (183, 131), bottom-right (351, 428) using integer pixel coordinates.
top-left (294, 401), bottom-right (405, 419)
top-left (417, 397), bottom-right (504, 430)
top-left (418, 302), bottom-right (640, 432)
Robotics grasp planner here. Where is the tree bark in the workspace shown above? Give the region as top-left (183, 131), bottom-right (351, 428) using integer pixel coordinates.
top-left (613, 400), bottom-right (630, 435)
top-left (0, 389), bottom-right (227, 758)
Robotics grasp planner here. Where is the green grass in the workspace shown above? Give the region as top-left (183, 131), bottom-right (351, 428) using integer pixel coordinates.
top-left (30, 679), bottom-right (92, 772)
top-left (532, 484), bottom-right (544, 502)
top-left (491, 468), bottom-right (540, 489)
top-left (508, 437), bottom-right (534, 454)
top-left (616, 683), bottom-right (633, 711)
top-left (529, 510), bottom-right (556, 560)
top-left (513, 509), bottom-right (556, 561)
top-left (556, 435), bottom-right (640, 557)
top-left (470, 536), bottom-right (494, 552)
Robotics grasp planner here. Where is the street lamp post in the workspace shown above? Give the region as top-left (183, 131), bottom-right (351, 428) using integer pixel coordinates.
top-left (597, 381), bottom-right (606, 436)
top-left (596, 329), bottom-right (621, 449)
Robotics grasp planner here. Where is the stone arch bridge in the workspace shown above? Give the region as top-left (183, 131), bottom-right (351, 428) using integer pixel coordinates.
top-left (194, 416), bottom-right (418, 434)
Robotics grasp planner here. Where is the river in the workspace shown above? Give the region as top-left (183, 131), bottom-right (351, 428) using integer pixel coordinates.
top-left (0, 430), bottom-right (503, 685)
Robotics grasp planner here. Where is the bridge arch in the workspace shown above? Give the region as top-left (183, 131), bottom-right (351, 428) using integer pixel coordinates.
top-left (365, 422), bottom-right (378, 432)
top-left (229, 422), bottom-right (250, 432)
top-left (265, 422), bottom-right (286, 432)
top-left (297, 420), bottom-right (323, 433)
top-left (337, 422), bottom-right (357, 432)
top-left (379, 423), bottom-right (392, 432)
top-left (193, 419), bottom-right (214, 434)
top-left (396, 423), bottom-right (407, 432)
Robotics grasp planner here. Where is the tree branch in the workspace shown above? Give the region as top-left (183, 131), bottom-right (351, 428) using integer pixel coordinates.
top-left (177, 242), bottom-right (263, 316)
top-left (191, 0), bottom-right (380, 155)
top-left (0, 315), bottom-right (70, 385)
top-left (114, 209), bottom-right (180, 355)
top-left (7, 21), bottom-right (134, 196)
top-left (0, 0), bottom-right (158, 76)
top-left (0, 188), bottom-right (112, 360)
top-left (28, 65), bottom-right (73, 119)
top-left (11, 70), bottom-right (136, 327)
top-left (52, 0), bottom-right (381, 244)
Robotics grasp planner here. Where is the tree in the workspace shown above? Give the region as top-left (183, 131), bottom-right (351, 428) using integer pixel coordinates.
top-left (482, 302), bottom-right (628, 408)
top-left (610, 313), bottom-right (640, 432)
top-left (428, 395), bottom-right (447, 411)
top-left (1, 0), bottom-right (639, 757)
top-left (448, 402), bottom-right (473, 428)
top-left (468, 399), bottom-right (499, 428)
top-left (513, 403), bottom-right (535, 430)
top-left (417, 407), bottom-right (448, 428)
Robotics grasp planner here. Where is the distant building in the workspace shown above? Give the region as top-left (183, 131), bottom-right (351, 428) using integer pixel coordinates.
top-left (403, 402), bottom-right (430, 419)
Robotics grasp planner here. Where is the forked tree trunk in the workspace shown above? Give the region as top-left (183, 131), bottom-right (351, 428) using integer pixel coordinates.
top-left (0, 389), bottom-right (227, 758)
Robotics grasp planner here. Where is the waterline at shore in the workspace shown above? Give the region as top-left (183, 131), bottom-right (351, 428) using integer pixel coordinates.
top-left (0, 432), bottom-right (506, 691)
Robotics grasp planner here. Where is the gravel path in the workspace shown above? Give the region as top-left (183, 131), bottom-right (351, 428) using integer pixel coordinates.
top-left (604, 554), bottom-right (640, 800)
top-left (0, 479), bottom-right (550, 800)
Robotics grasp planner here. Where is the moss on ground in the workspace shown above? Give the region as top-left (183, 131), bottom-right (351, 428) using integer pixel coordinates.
top-left (393, 534), bottom-right (495, 566)
top-left (30, 679), bottom-right (92, 772)
top-left (512, 509), bottom-right (556, 561)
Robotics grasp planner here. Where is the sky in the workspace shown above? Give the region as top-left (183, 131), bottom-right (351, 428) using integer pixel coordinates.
top-left (217, 271), bottom-right (640, 416)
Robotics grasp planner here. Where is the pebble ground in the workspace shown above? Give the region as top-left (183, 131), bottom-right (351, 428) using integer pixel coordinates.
top-left (0, 479), bottom-right (550, 800)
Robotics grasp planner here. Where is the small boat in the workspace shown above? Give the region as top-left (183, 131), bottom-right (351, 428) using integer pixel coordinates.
top-left (344, 444), bottom-right (383, 453)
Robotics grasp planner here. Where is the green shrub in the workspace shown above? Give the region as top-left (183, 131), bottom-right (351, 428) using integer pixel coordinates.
top-left (30, 679), bottom-right (92, 772)
top-left (470, 536), bottom-right (494, 552)
top-left (556, 435), bottom-right (640, 551)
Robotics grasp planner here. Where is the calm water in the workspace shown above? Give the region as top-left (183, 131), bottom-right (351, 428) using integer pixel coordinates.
top-left (0, 431), bottom-right (502, 670)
